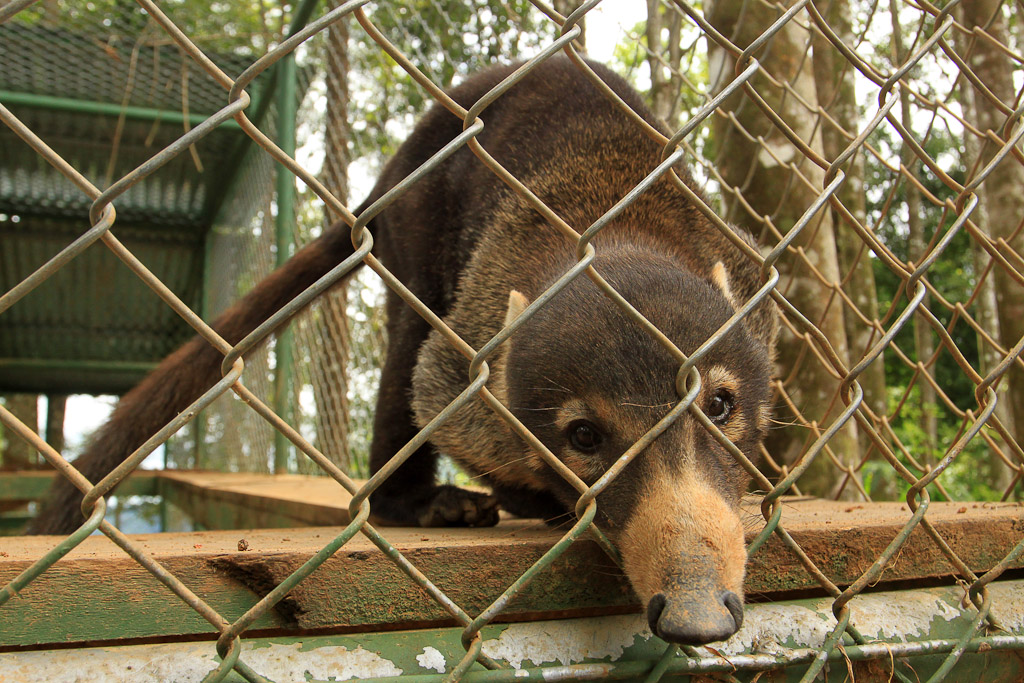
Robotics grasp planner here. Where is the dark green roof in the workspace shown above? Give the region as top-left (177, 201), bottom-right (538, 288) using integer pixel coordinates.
top-left (0, 7), bottom-right (280, 394)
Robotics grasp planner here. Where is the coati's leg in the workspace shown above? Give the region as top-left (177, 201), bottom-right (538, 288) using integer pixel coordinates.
top-left (366, 299), bottom-right (500, 528)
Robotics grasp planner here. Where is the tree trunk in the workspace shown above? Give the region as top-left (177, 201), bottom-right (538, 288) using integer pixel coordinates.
top-left (811, 0), bottom-right (888, 486)
top-left (889, 1), bottom-right (938, 465)
top-left (705, 0), bottom-right (860, 498)
top-left (2, 394), bottom-right (38, 469)
top-left (966, 183), bottom-right (1018, 495)
top-left (44, 394), bottom-right (67, 460)
top-left (959, 1), bottom-right (1024, 494)
top-left (645, 0), bottom-right (683, 127)
top-left (311, 8), bottom-right (353, 471)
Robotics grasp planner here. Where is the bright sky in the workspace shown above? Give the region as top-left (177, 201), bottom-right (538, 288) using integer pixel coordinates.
top-left (584, 1), bottom-right (646, 63)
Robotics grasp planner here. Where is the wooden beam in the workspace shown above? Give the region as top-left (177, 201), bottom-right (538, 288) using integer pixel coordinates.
top-left (156, 471), bottom-right (349, 528)
top-left (0, 485), bottom-right (1021, 647)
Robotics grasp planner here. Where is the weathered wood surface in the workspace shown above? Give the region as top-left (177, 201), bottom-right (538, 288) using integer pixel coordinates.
top-left (156, 471), bottom-right (349, 528)
top-left (0, 471), bottom-right (1022, 647)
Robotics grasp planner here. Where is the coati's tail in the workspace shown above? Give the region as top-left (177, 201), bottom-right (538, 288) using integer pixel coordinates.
top-left (26, 222), bottom-right (362, 535)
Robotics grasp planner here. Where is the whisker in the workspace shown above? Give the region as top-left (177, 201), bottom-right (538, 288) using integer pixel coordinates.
top-left (542, 510), bottom-right (577, 526)
top-left (540, 375), bottom-right (573, 394)
top-left (501, 510), bottom-right (576, 534)
top-left (767, 417), bottom-right (804, 428)
top-left (620, 401), bottom-right (675, 410)
top-left (468, 453), bottom-right (546, 480)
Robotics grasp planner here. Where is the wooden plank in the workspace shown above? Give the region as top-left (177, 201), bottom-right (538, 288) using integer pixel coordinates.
top-left (157, 471), bottom-right (348, 528)
top-left (0, 492), bottom-right (1022, 647)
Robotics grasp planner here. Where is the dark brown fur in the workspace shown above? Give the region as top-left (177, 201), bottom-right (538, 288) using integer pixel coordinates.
top-left (28, 58), bottom-right (777, 645)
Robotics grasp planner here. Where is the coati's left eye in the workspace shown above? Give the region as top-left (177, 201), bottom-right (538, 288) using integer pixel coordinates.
top-left (706, 389), bottom-right (734, 424)
top-left (568, 420), bottom-right (603, 452)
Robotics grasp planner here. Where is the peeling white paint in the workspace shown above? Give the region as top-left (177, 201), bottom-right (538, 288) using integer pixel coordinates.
top-left (244, 643), bottom-right (402, 682)
top-left (839, 591), bottom-right (960, 642)
top-left (2, 583), bottom-right (1016, 681)
top-left (416, 646), bottom-right (446, 673)
top-left (481, 614), bottom-right (651, 669)
top-left (684, 589), bottom-right (967, 658)
top-left (0, 642), bottom-right (219, 683)
top-left (0, 641), bottom-right (402, 683)
top-left (710, 602), bottom-right (833, 657)
top-left (989, 583), bottom-right (1024, 633)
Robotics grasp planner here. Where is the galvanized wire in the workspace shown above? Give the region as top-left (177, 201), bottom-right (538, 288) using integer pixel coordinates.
top-left (2, 0), bottom-right (1024, 680)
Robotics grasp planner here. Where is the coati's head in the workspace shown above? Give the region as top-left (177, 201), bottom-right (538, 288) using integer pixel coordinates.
top-left (501, 248), bottom-right (772, 645)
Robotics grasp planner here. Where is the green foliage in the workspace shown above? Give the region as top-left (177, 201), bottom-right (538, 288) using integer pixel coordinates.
top-left (867, 124), bottom-right (980, 413)
top-left (610, 21), bottom-right (648, 80)
top-left (341, 270), bottom-right (388, 479)
top-left (605, 13), bottom-right (714, 181)
top-left (863, 385), bottom-right (1001, 502)
top-left (14, 0), bottom-right (281, 57)
top-left (862, 115), bottom-right (1013, 501)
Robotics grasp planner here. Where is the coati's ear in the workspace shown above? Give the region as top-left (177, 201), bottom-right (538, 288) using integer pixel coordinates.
top-left (504, 289), bottom-right (530, 328)
top-left (491, 290), bottom-right (530, 404)
top-left (711, 261), bottom-right (737, 310)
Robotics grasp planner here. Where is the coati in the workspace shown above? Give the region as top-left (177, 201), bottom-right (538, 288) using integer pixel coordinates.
top-left (28, 57), bottom-right (778, 646)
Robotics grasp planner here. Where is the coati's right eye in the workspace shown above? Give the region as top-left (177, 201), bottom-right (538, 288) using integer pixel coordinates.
top-left (568, 420), bottom-right (603, 452)
top-left (706, 389), bottom-right (734, 424)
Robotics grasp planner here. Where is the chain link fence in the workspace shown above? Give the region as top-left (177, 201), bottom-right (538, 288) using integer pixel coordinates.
top-left (1, 0), bottom-right (1023, 680)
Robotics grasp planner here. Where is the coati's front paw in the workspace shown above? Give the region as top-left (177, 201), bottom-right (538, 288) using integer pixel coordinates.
top-left (417, 485), bottom-right (500, 527)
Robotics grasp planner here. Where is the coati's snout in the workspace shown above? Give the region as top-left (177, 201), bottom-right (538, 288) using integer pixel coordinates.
top-left (619, 465), bottom-right (748, 645)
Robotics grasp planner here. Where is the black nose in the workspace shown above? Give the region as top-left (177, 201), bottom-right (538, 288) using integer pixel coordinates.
top-left (646, 590), bottom-right (744, 645)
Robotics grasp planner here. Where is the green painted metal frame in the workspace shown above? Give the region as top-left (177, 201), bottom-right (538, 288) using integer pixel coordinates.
top-left (0, 471), bottom-right (158, 503)
top-left (0, 90), bottom-right (243, 129)
top-left (196, 0), bottom-right (321, 475)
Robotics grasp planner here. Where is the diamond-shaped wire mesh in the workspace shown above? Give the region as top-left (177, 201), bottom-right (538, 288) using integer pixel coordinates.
top-left (1, 0), bottom-right (1023, 681)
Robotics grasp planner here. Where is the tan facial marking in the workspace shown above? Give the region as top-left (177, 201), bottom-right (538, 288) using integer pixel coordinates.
top-left (618, 464), bottom-right (746, 605)
top-left (701, 366), bottom-right (749, 442)
top-left (702, 366), bottom-right (739, 395)
top-left (554, 399), bottom-right (590, 431)
top-left (756, 404), bottom-right (770, 433)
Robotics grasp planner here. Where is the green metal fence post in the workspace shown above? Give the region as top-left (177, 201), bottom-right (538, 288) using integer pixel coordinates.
top-left (272, 52), bottom-right (298, 474)
top-left (193, 229), bottom-right (218, 471)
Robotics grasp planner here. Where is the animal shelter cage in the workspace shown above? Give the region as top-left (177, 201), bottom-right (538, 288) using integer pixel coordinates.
top-left (1, 0), bottom-right (1024, 681)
